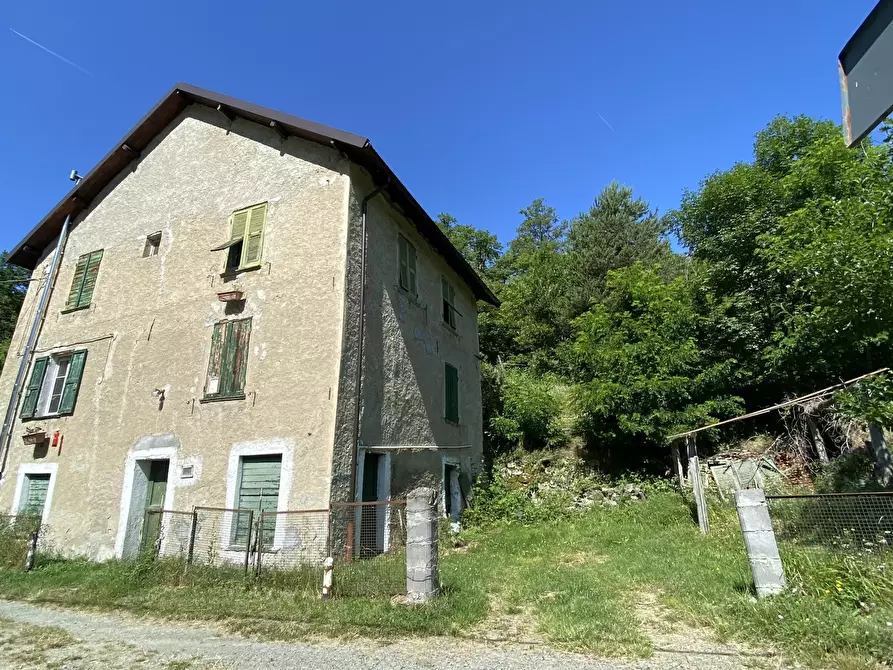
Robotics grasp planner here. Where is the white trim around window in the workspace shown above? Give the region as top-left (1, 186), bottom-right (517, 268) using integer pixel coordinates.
top-left (10, 462), bottom-right (59, 525)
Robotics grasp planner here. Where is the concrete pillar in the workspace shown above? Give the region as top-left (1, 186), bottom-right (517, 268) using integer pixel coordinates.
top-left (406, 487), bottom-right (440, 603)
top-left (734, 489), bottom-right (785, 598)
top-left (869, 424), bottom-right (893, 487)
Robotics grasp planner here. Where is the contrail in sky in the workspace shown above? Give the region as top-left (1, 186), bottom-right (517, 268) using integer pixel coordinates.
top-left (9, 28), bottom-right (94, 76)
top-left (597, 112), bottom-right (615, 133)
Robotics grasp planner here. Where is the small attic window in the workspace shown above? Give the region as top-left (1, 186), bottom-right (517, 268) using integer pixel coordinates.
top-left (143, 232), bottom-right (162, 258)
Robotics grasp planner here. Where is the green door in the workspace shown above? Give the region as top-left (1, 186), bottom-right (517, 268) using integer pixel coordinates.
top-left (140, 460), bottom-right (169, 555)
top-left (20, 474), bottom-right (50, 519)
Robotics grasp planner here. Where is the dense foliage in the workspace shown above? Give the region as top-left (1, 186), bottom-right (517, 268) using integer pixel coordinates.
top-left (0, 252), bottom-right (28, 373)
top-left (439, 116), bottom-right (893, 471)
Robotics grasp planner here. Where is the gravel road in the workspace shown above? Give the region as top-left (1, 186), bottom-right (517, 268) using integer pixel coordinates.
top-left (0, 600), bottom-right (788, 670)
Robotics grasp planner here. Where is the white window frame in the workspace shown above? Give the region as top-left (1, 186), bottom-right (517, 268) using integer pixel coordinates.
top-left (36, 353), bottom-right (73, 418)
top-left (11, 463), bottom-right (58, 525)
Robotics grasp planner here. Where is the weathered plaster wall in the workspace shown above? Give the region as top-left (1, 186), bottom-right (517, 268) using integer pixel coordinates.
top-left (0, 104), bottom-right (351, 559)
top-left (341, 166), bottom-right (483, 499)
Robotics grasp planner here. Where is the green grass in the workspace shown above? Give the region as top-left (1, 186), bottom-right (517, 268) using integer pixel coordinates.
top-left (1, 494), bottom-right (890, 668)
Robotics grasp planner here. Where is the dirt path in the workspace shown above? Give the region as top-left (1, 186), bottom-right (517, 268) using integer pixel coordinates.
top-left (0, 600), bottom-right (787, 670)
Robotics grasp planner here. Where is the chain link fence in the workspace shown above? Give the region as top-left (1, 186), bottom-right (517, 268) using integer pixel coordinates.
top-left (144, 501), bottom-right (408, 598)
top-left (766, 492), bottom-right (893, 603)
top-left (0, 514), bottom-right (43, 570)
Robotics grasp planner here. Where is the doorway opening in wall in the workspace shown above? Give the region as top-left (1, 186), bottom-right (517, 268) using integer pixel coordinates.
top-left (359, 452), bottom-right (388, 558)
top-left (443, 461), bottom-right (464, 532)
top-left (120, 459), bottom-right (171, 559)
top-left (139, 460), bottom-right (170, 555)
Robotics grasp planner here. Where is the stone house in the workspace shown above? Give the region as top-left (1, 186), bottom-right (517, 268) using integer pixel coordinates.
top-left (0, 83), bottom-right (498, 561)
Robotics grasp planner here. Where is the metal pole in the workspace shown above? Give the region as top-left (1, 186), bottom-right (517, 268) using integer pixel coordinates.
top-left (0, 211), bottom-right (74, 482)
top-left (244, 510), bottom-right (253, 576)
top-left (254, 511), bottom-right (263, 577)
top-left (186, 509), bottom-right (198, 566)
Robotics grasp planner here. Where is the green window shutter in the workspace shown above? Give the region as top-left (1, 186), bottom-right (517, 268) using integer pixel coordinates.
top-left (445, 363), bottom-right (459, 422)
top-left (398, 236), bottom-right (409, 290)
top-left (20, 357), bottom-right (49, 419)
top-left (230, 210), bottom-right (249, 242)
top-left (204, 322), bottom-right (225, 396)
top-left (241, 204), bottom-right (267, 268)
top-left (234, 455), bottom-right (282, 546)
top-left (408, 243), bottom-right (417, 294)
top-left (58, 350), bottom-right (87, 415)
top-left (65, 255), bottom-right (88, 309)
top-left (205, 319), bottom-right (251, 398)
top-left (65, 251), bottom-right (103, 310)
top-left (21, 474), bottom-right (50, 517)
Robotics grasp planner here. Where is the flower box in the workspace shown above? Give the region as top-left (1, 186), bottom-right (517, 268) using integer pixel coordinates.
top-left (22, 431), bottom-right (46, 445)
top-left (217, 290), bottom-right (244, 303)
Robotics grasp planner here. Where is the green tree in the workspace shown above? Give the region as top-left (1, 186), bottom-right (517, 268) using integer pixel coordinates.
top-left (0, 252), bottom-right (28, 373)
top-left (567, 182), bottom-right (677, 314)
top-left (436, 213), bottom-right (502, 275)
top-left (572, 264), bottom-right (741, 469)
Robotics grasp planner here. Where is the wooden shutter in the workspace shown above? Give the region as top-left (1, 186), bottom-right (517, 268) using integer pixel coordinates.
top-left (408, 243), bottom-right (417, 294)
top-left (65, 251), bottom-right (103, 310)
top-left (398, 236), bottom-right (409, 290)
top-left (65, 255), bottom-right (88, 309)
top-left (58, 350), bottom-right (87, 415)
top-left (20, 357), bottom-right (48, 419)
top-left (241, 204), bottom-right (267, 268)
top-left (234, 455), bottom-right (281, 546)
top-left (206, 319), bottom-right (251, 398)
top-left (445, 363), bottom-right (459, 422)
top-left (204, 322), bottom-right (225, 396)
top-left (231, 210), bottom-right (249, 242)
top-left (21, 474), bottom-right (50, 517)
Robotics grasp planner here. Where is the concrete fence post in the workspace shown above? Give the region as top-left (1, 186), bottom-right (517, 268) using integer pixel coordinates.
top-left (406, 487), bottom-right (440, 603)
top-left (734, 488), bottom-right (785, 598)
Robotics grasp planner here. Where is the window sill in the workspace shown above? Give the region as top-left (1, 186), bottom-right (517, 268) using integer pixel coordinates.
top-left (396, 285), bottom-right (423, 308)
top-left (441, 321), bottom-right (460, 336)
top-left (199, 394), bottom-right (246, 404)
top-left (226, 545), bottom-right (279, 554)
top-left (220, 265), bottom-right (262, 281)
top-left (444, 418), bottom-right (461, 427)
top-left (60, 305), bottom-right (91, 315)
top-left (22, 412), bottom-right (68, 423)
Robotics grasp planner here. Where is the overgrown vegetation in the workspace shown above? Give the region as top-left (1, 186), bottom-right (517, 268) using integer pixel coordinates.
top-left (2, 491), bottom-right (889, 668)
top-left (435, 115), bottom-right (893, 474)
top-left (0, 251), bottom-right (28, 373)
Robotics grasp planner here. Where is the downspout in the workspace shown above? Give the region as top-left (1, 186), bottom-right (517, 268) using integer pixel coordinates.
top-left (0, 212), bottom-right (74, 481)
top-left (348, 176), bottom-right (389, 502)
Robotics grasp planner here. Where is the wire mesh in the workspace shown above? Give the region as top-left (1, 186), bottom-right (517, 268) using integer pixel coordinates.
top-left (766, 492), bottom-right (893, 602)
top-left (254, 509), bottom-right (330, 593)
top-left (188, 507), bottom-right (254, 571)
top-left (143, 509), bottom-right (195, 559)
top-left (328, 500), bottom-right (407, 598)
top-left (766, 493), bottom-right (893, 553)
top-left (0, 514), bottom-right (42, 570)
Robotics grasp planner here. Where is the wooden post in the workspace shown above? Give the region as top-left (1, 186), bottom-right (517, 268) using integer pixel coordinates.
top-left (687, 435), bottom-right (709, 534)
top-left (869, 424), bottom-right (893, 487)
top-left (244, 510), bottom-right (254, 575)
top-left (186, 509), bottom-right (198, 566)
top-left (805, 414), bottom-right (829, 465)
top-left (671, 442), bottom-right (685, 489)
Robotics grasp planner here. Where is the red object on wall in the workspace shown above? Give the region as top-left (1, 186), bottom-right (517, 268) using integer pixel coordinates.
top-left (51, 431), bottom-right (60, 447)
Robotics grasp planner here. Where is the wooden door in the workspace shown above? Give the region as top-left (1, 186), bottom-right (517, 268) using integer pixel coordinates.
top-left (140, 460), bottom-right (169, 555)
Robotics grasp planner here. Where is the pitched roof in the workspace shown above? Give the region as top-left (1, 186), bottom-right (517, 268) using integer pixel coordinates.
top-left (9, 83), bottom-right (499, 306)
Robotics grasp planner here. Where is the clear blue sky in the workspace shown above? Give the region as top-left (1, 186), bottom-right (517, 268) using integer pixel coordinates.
top-left (0, 0), bottom-right (880, 256)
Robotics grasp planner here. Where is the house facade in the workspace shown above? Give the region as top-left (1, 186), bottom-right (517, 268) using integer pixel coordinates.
top-left (0, 84), bottom-right (497, 561)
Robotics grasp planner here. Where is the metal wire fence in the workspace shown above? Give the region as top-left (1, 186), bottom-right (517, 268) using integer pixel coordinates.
top-left (766, 492), bottom-right (893, 603)
top-left (145, 500), bottom-right (409, 598)
top-left (0, 514), bottom-right (42, 570)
